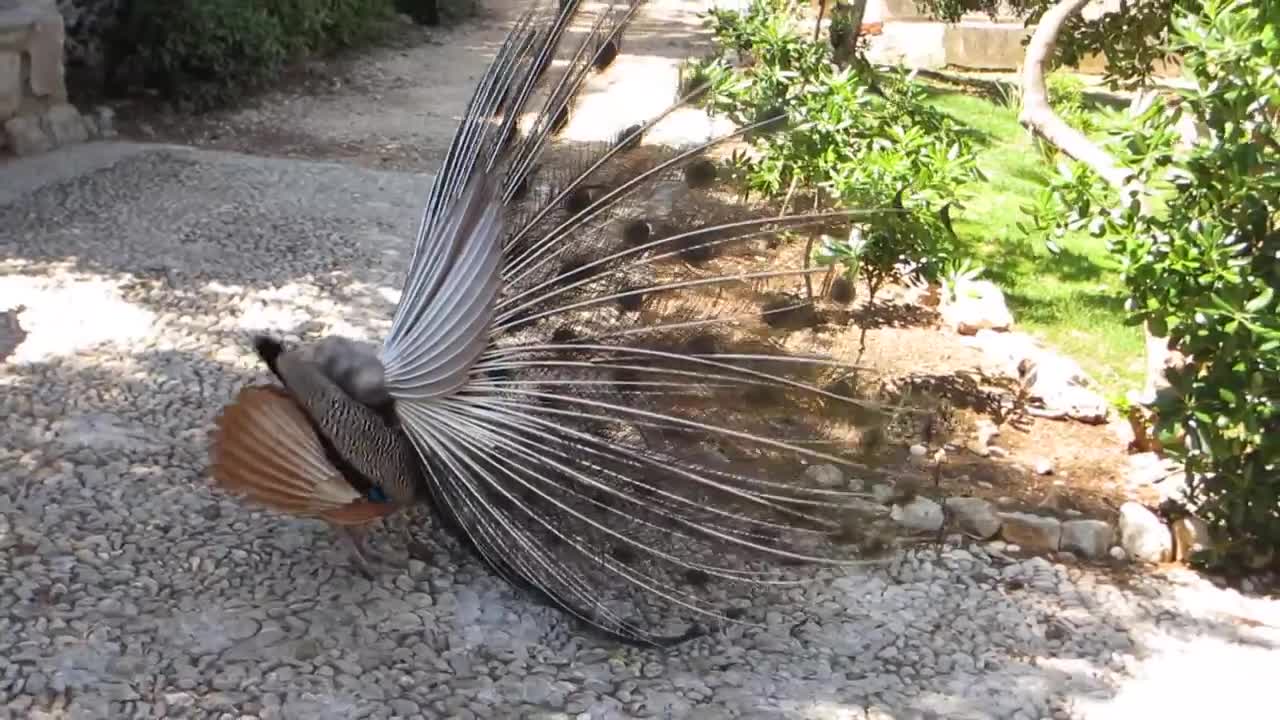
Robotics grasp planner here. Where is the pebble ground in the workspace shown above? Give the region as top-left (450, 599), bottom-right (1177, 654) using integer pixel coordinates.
top-left (2, 144), bottom-right (1278, 720)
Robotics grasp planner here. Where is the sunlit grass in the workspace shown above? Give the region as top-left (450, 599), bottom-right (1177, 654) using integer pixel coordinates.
top-left (926, 90), bottom-right (1146, 397)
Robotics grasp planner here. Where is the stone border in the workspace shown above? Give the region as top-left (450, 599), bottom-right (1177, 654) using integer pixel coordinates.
top-left (805, 461), bottom-right (1207, 566)
top-left (896, 486), bottom-right (1210, 565)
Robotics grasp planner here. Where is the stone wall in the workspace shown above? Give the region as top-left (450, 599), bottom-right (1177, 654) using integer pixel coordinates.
top-left (1, 0), bottom-right (107, 156)
top-left (863, 0), bottom-right (1182, 75)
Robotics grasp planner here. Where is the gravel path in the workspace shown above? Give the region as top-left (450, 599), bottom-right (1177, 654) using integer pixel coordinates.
top-left (2, 142), bottom-right (1278, 720)
top-left (3, 1), bottom-right (1279, 717)
top-left (115, 0), bottom-right (715, 172)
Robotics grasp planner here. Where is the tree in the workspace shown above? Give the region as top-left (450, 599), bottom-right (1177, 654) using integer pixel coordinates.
top-left (913, 0), bottom-right (1192, 90)
top-left (904, 0), bottom-right (1187, 406)
top-left (917, 0), bottom-right (1279, 567)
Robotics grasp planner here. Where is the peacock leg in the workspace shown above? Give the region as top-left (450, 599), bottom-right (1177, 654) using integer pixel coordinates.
top-left (336, 525), bottom-right (380, 580)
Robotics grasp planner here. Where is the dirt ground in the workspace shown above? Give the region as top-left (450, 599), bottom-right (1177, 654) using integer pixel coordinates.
top-left (106, 0), bottom-right (1150, 529)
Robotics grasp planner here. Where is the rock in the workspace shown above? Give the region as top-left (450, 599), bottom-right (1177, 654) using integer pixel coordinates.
top-left (1024, 353), bottom-right (1110, 424)
top-left (41, 103), bottom-right (88, 145)
top-left (163, 692), bottom-right (195, 709)
top-left (1171, 515), bottom-right (1211, 563)
top-left (944, 496), bottom-right (1002, 539)
top-left (973, 419), bottom-right (999, 457)
top-left (1059, 519), bottom-right (1114, 559)
top-left (1126, 452), bottom-right (1177, 487)
top-left (390, 699), bottom-right (421, 717)
top-left (965, 329), bottom-right (1038, 377)
top-left (4, 115), bottom-right (52, 155)
top-left (803, 463), bottom-right (844, 489)
top-left (941, 279), bottom-right (1013, 335)
top-left (963, 329), bottom-right (1110, 424)
top-left (1033, 458), bottom-right (1054, 476)
top-left (1118, 501), bottom-right (1173, 563)
top-left (871, 483), bottom-right (895, 504)
top-left (92, 105), bottom-right (117, 138)
top-left (890, 496), bottom-right (944, 532)
top-left (1109, 546), bottom-right (1128, 561)
top-left (998, 512), bottom-right (1062, 552)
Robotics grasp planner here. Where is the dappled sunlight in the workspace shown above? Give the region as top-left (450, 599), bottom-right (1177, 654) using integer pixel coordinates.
top-left (229, 279), bottom-right (395, 345)
top-left (0, 264), bottom-right (157, 365)
top-left (3, 1), bottom-right (1274, 717)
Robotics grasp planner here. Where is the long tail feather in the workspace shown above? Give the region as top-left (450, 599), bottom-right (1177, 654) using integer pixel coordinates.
top-left (382, 0), bottom-right (903, 646)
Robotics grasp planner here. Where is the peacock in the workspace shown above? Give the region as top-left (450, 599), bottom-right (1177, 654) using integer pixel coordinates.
top-left (209, 0), bottom-right (900, 647)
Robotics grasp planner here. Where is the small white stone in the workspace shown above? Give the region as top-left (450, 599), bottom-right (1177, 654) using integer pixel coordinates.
top-left (803, 463), bottom-right (844, 489)
top-left (1109, 546), bottom-right (1128, 561)
top-left (1060, 519), bottom-right (1114, 560)
top-left (1118, 501), bottom-right (1173, 563)
top-left (1034, 458), bottom-right (1054, 475)
top-left (941, 279), bottom-right (1013, 335)
top-left (1171, 515), bottom-right (1212, 562)
top-left (999, 512), bottom-right (1061, 552)
top-left (891, 497), bottom-right (944, 532)
top-left (945, 496), bottom-right (1002, 539)
top-left (871, 484), bottom-right (895, 504)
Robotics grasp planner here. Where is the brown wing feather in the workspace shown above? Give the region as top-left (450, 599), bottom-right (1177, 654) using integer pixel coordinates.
top-left (210, 385), bottom-right (395, 526)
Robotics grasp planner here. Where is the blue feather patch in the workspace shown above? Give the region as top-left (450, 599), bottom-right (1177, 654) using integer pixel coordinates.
top-left (367, 486), bottom-right (389, 503)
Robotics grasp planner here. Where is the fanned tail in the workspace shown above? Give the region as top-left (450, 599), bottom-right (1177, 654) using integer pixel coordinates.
top-left (384, 0), bottom-right (902, 646)
top-left (210, 386), bottom-right (395, 526)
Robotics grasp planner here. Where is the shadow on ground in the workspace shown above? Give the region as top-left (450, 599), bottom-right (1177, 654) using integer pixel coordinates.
top-left (3, 140), bottom-right (1277, 720)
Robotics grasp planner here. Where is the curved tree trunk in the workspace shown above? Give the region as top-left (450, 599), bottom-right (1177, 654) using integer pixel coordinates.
top-left (1018, 0), bottom-right (1176, 416)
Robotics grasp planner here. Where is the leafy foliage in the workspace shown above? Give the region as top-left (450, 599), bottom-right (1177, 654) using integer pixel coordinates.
top-left (691, 0), bottom-right (982, 296)
top-left (108, 0), bottom-right (397, 109)
top-left (1045, 71), bottom-right (1099, 137)
top-left (1041, 0), bottom-right (1279, 567)
top-left (911, 0), bottom-right (1195, 90)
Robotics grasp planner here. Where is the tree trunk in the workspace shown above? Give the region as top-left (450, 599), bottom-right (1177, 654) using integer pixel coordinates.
top-left (1018, 0), bottom-right (1177, 417)
top-left (830, 0), bottom-right (869, 67)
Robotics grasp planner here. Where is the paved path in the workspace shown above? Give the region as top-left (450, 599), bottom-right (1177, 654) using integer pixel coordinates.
top-left (2, 141), bottom-right (1278, 720)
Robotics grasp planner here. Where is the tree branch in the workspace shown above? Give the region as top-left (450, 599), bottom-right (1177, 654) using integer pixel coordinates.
top-left (1019, 0), bottom-right (1137, 194)
top-left (1019, 0), bottom-right (1176, 410)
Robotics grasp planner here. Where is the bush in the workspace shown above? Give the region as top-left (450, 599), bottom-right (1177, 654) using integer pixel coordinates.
top-left (1133, 0), bottom-right (1279, 569)
top-left (1047, 0), bottom-right (1278, 568)
top-left (108, 0), bottom-right (396, 109)
top-left (690, 0), bottom-right (981, 298)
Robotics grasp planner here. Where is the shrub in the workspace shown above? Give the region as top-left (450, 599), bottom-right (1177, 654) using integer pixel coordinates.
top-left (1042, 0), bottom-right (1278, 568)
top-left (1130, 0), bottom-right (1279, 569)
top-left (690, 0), bottom-right (981, 297)
top-left (107, 0), bottom-right (396, 109)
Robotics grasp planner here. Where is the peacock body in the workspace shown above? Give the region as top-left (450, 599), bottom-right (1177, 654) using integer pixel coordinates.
top-left (210, 0), bottom-right (897, 647)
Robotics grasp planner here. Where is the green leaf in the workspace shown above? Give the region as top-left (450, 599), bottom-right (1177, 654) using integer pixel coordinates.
top-left (1245, 286), bottom-right (1274, 313)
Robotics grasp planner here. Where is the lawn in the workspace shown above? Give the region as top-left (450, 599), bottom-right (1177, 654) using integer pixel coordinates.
top-left (925, 89), bottom-right (1146, 399)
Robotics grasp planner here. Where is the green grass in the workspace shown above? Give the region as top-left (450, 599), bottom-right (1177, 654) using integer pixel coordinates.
top-left (925, 89), bottom-right (1146, 398)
